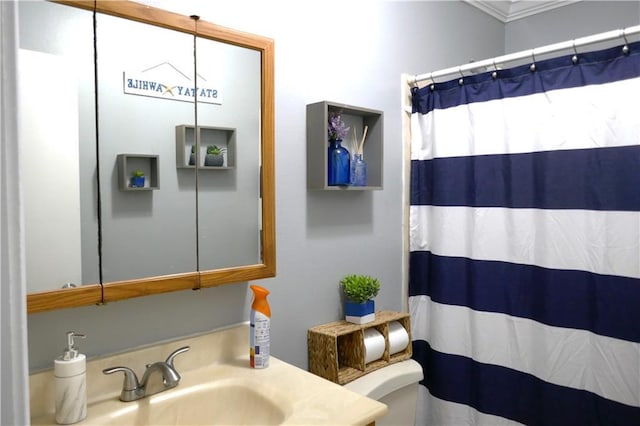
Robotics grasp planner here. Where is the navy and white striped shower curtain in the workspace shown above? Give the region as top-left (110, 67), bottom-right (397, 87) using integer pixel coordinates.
top-left (409, 41), bottom-right (640, 425)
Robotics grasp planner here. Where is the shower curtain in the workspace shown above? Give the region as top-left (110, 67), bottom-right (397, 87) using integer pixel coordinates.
top-left (409, 41), bottom-right (640, 425)
top-left (1, 1), bottom-right (31, 424)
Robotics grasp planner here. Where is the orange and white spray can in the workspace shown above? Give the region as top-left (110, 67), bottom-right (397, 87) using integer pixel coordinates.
top-left (250, 285), bottom-right (271, 368)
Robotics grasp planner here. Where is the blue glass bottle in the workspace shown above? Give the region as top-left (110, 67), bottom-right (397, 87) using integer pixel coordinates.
top-left (328, 139), bottom-right (350, 186)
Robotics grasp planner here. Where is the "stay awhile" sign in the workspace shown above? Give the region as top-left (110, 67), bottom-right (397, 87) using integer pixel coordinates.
top-left (123, 62), bottom-right (222, 105)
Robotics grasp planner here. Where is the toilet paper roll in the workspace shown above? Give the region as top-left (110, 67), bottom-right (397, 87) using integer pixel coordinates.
top-left (388, 321), bottom-right (410, 355)
top-left (363, 328), bottom-right (385, 364)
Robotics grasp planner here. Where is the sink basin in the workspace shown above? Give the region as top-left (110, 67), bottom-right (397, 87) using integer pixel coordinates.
top-left (92, 378), bottom-right (291, 425)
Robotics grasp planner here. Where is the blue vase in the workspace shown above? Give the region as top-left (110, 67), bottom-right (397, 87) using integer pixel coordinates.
top-left (328, 139), bottom-right (350, 186)
top-left (344, 300), bottom-right (375, 324)
top-left (130, 176), bottom-right (145, 188)
top-left (350, 154), bottom-right (367, 186)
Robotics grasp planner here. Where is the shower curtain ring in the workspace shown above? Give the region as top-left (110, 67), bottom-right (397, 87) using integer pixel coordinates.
top-left (491, 60), bottom-right (498, 79)
top-left (622, 28), bottom-right (630, 55)
top-left (458, 66), bottom-right (464, 85)
top-left (530, 49), bottom-right (536, 72)
top-left (572, 40), bottom-right (579, 64)
top-left (429, 73), bottom-right (435, 91)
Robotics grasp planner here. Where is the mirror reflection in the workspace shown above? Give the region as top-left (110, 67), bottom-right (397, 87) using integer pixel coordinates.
top-left (195, 36), bottom-right (262, 271)
top-left (96, 13), bottom-right (198, 282)
top-left (21, 0), bottom-right (275, 312)
top-left (18, 1), bottom-right (100, 293)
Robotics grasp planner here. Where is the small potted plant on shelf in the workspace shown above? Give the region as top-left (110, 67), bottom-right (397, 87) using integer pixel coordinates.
top-left (130, 170), bottom-right (145, 188)
top-left (205, 145), bottom-right (226, 167)
top-left (340, 274), bottom-right (380, 324)
top-left (189, 145), bottom-right (196, 166)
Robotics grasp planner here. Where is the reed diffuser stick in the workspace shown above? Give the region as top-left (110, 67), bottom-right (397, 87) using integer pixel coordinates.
top-left (352, 128), bottom-right (358, 154)
top-left (358, 125), bottom-right (369, 156)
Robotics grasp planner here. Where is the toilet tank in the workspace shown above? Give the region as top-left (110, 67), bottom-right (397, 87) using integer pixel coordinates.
top-left (344, 359), bottom-right (423, 426)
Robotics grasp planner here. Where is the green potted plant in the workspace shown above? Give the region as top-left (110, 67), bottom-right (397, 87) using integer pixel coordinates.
top-left (130, 170), bottom-right (145, 188)
top-left (205, 145), bottom-right (226, 167)
top-left (340, 274), bottom-right (380, 324)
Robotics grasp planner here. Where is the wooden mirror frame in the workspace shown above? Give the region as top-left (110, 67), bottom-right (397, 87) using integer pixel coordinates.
top-left (27, 0), bottom-right (275, 314)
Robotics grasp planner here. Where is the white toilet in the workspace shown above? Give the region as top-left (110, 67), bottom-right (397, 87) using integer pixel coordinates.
top-left (345, 359), bottom-right (423, 426)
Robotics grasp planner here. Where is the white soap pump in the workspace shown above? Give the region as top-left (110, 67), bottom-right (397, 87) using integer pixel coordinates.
top-left (54, 331), bottom-right (87, 425)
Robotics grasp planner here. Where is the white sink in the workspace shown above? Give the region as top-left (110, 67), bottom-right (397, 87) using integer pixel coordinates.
top-left (90, 378), bottom-right (291, 425)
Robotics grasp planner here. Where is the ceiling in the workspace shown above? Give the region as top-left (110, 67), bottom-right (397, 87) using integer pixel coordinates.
top-left (463, 0), bottom-right (582, 23)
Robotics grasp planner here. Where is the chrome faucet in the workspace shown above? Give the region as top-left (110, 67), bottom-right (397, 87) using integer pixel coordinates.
top-left (103, 346), bottom-right (190, 402)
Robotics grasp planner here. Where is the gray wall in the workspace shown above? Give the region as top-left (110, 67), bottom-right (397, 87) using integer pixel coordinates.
top-left (506, 1), bottom-right (640, 52)
top-left (27, 0), bottom-right (639, 375)
top-left (27, 0), bottom-right (503, 372)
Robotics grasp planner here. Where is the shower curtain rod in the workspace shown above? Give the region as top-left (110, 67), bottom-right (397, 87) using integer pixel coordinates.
top-left (409, 24), bottom-right (640, 86)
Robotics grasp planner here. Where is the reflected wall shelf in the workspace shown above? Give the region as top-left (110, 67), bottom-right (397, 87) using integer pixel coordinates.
top-left (117, 154), bottom-right (159, 191)
top-left (308, 310), bottom-right (412, 385)
top-left (307, 101), bottom-right (383, 190)
top-left (175, 124), bottom-right (236, 170)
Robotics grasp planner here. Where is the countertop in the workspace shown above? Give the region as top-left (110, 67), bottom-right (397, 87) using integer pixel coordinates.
top-left (30, 323), bottom-right (387, 425)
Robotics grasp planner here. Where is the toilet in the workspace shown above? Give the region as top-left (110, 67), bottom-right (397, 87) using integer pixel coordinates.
top-left (344, 359), bottom-right (423, 426)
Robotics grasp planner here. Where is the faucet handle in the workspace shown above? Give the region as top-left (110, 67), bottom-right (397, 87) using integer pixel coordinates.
top-left (103, 366), bottom-right (140, 391)
top-left (165, 345), bottom-right (190, 370)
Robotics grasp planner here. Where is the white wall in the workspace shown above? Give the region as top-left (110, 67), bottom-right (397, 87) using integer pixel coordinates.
top-left (26, 0), bottom-right (503, 372)
top-left (19, 50), bottom-right (83, 293)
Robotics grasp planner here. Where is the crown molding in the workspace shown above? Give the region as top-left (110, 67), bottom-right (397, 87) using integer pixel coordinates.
top-left (464, 0), bottom-right (582, 23)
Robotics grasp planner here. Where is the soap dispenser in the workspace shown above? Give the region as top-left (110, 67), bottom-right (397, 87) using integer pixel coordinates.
top-left (54, 331), bottom-right (87, 425)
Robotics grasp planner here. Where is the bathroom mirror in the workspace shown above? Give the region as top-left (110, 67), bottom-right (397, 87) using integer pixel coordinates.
top-left (25, 0), bottom-right (275, 313)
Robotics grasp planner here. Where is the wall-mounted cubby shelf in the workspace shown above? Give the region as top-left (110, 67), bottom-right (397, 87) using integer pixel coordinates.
top-left (308, 310), bottom-right (412, 385)
top-left (306, 101), bottom-right (384, 190)
top-left (117, 154), bottom-right (159, 191)
top-left (175, 124), bottom-right (236, 170)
